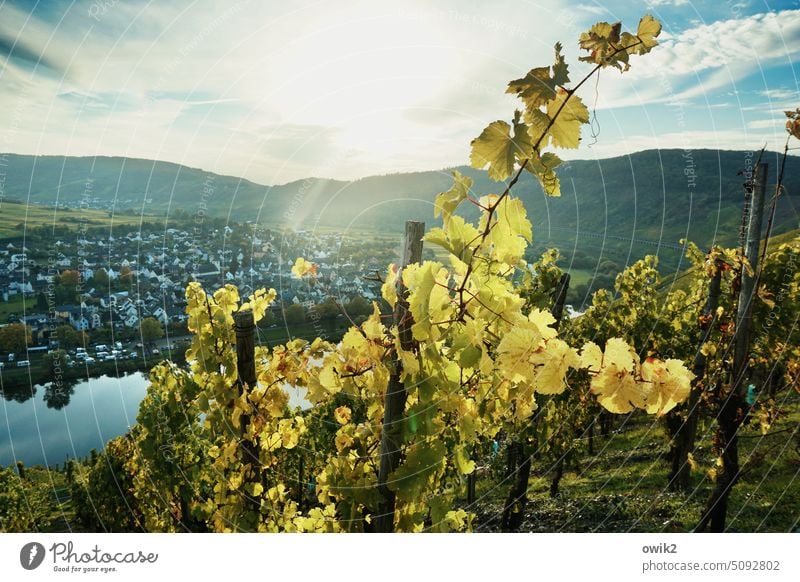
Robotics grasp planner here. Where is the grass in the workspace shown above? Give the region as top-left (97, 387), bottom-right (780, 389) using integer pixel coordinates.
top-left (0, 200), bottom-right (148, 239)
top-left (0, 294), bottom-right (35, 322)
top-left (470, 392), bottom-right (800, 532)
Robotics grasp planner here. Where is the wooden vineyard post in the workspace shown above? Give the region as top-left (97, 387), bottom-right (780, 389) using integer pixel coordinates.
top-left (697, 162), bottom-right (768, 532)
top-left (733, 162), bottom-right (768, 386)
top-left (235, 309), bottom-right (261, 524)
top-left (375, 221), bottom-right (425, 533)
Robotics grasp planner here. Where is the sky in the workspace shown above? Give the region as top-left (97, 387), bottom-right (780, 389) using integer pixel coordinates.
top-left (0, 0), bottom-right (798, 185)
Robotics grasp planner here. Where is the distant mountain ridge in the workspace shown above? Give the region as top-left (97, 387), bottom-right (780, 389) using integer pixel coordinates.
top-left (1, 150), bottom-right (798, 251)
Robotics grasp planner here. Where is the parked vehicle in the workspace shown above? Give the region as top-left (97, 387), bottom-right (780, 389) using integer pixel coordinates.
top-left (84, 357), bottom-right (96, 364)
top-left (17, 360), bottom-right (30, 367)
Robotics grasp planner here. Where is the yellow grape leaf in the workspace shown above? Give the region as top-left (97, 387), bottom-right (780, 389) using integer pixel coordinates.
top-left (434, 171), bottom-right (473, 225)
top-left (757, 284), bottom-right (776, 309)
top-left (362, 304), bottom-right (385, 341)
top-left (496, 325), bottom-right (543, 383)
top-left (381, 264), bottom-right (399, 308)
top-left (278, 418), bottom-right (301, 449)
top-left (318, 361), bottom-right (342, 394)
top-left (532, 338), bottom-right (580, 395)
top-left (213, 285), bottom-right (240, 314)
top-left (240, 287), bottom-right (277, 322)
top-left (469, 113), bottom-right (533, 181)
top-left (604, 337), bottom-right (637, 372)
top-left (528, 308), bottom-right (558, 340)
top-left (334, 429), bottom-right (354, 452)
top-left (642, 358), bottom-right (693, 416)
top-left (397, 341), bottom-right (420, 379)
top-left (291, 257), bottom-right (317, 278)
top-left (263, 383), bottom-right (289, 418)
top-left (700, 342), bottom-right (716, 357)
top-left (580, 341), bottom-right (603, 372)
top-left (591, 366), bottom-right (643, 413)
top-left (334, 406), bottom-right (352, 425)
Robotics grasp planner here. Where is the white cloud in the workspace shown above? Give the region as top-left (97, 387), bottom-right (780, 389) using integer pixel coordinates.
top-left (592, 9), bottom-right (800, 110)
top-left (645, 0), bottom-right (690, 7)
top-left (1, 1), bottom-right (798, 184)
top-left (574, 4), bottom-right (608, 15)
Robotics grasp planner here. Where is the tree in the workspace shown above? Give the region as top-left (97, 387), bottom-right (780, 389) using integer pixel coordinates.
top-left (312, 297), bottom-right (340, 321)
top-left (0, 323), bottom-right (32, 353)
top-left (36, 291), bottom-right (48, 311)
top-left (59, 270), bottom-right (80, 287)
top-left (283, 303), bottom-right (306, 326)
top-left (344, 295), bottom-right (371, 319)
top-left (93, 268), bottom-right (110, 287)
top-left (140, 317), bottom-right (164, 343)
top-left (120, 266), bottom-right (135, 288)
top-left (43, 351), bottom-right (74, 409)
top-left (56, 325), bottom-right (87, 350)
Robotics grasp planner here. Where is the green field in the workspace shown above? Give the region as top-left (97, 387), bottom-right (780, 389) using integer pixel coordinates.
top-left (0, 295), bottom-right (35, 322)
top-left (0, 201), bottom-right (149, 239)
top-left (471, 394), bottom-right (800, 532)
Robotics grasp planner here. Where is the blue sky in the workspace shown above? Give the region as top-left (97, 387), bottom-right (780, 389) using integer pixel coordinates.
top-left (1, 0), bottom-right (798, 184)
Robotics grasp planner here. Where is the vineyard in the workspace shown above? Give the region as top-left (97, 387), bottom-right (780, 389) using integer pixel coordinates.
top-left (2, 14), bottom-right (799, 534)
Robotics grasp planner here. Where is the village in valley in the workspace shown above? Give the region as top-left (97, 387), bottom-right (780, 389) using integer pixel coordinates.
top-left (0, 216), bottom-right (402, 373)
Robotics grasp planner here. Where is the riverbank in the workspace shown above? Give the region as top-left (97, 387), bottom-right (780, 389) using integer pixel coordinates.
top-left (0, 319), bottom-right (350, 400)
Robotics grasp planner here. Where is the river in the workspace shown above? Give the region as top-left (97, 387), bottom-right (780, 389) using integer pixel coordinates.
top-left (0, 372), bottom-right (312, 468)
top-left (0, 373), bottom-right (149, 467)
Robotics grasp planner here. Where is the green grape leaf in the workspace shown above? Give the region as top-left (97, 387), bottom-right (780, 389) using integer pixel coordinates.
top-left (507, 67), bottom-right (556, 110)
top-left (528, 152), bottom-right (563, 197)
top-left (548, 89), bottom-right (589, 149)
top-left (390, 440), bottom-right (446, 501)
top-left (458, 344), bottom-right (482, 368)
top-left (434, 171), bottom-right (473, 225)
top-left (469, 113), bottom-right (532, 181)
top-left (579, 21), bottom-right (621, 61)
top-left (552, 42), bottom-right (569, 86)
top-left (424, 215), bottom-right (479, 263)
top-left (635, 14), bottom-right (661, 54)
top-left (455, 445), bottom-right (476, 475)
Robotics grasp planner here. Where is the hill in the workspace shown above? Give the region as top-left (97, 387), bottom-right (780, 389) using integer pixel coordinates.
top-left (1, 150), bottom-right (798, 291)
